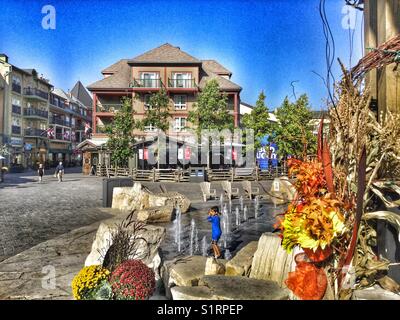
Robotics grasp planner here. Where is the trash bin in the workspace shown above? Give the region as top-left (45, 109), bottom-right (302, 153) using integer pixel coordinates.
top-left (189, 167), bottom-right (206, 182)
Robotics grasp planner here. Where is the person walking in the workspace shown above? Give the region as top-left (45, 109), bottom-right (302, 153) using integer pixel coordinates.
top-left (55, 161), bottom-right (64, 182)
top-left (207, 206), bottom-right (222, 258)
top-left (38, 163), bottom-right (44, 183)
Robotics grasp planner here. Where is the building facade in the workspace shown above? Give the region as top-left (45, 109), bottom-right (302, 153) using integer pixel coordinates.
top-left (0, 54), bottom-right (92, 169)
top-left (87, 43), bottom-right (242, 140)
top-left (364, 0), bottom-right (400, 117)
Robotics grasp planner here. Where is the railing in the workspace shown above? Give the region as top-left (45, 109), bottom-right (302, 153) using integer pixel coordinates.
top-left (96, 104), bottom-right (122, 113)
top-left (25, 128), bottom-right (46, 137)
top-left (12, 83), bottom-right (21, 94)
top-left (49, 96), bottom-right (68, 110)
top-left (23, 87), bottom-right (49, 100)
top-left (96, 166), bottom-right (290, 181)
top-left (50, 118), bottom-right (71, 127)
top-left (168, 78), bottom-right (196, 89)
top-left (130, 78), bottom-right (163, 88)
top-left (12, 104), bottom-right (22, 114)
top-left (24, 108), bottom-right (48, 119)
top-left (54, 132), bottom-right (70, 141)
top-left (11, 125), bottom-right (21, 135)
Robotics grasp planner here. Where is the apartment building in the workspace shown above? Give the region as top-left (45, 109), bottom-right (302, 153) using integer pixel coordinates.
top-left (87, 43), bottom-right (242, 139)
top-left (0, 53), bottom-right (92, 169)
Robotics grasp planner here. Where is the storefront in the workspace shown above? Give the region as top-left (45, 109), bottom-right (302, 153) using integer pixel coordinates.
top-left (48, 142), bottom-right (73, 167)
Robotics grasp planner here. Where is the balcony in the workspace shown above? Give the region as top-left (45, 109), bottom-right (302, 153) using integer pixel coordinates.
top-left (130, 78), bottom-right (163, 89)
top-left (49, 97), bottom-right (68, 111)
top-left (54, 133), bottom-right (70, 141)
top-left (75, 124), bottom-right (86, 131)
top-left (11, 125), bottom-right (21, 135)
top-left (24, 87), bottom-right (49, 101)
top-left (25, 128), bottom-right (46, 137)
top-left (96, 104), bottom-right (122, 113)
top-left (12, 104), bottom-right (22, 115)
top-left (12, 83), bottom-right (22, 94)
top-left (168, 78), bottom-right (197, 90)
top-left (50, 118), bottom-right (71, 127)
top-left (24, 108), bottom-right (49, 119)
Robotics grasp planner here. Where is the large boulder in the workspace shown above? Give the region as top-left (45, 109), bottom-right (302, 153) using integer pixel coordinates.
top-left (225, 241), bottom-right (258, 276)
top-left (84, 216), bottom-right (166, 279)
top-left (249, 233), bottom-right (295, 288)
top-left (204, 257), bottom-right (226, 276)
top-left (171, 275), bottom-right (289, 300)
top-left (137, 206), bottom-right (175, 223)
top-left (148, 192), bottom-right (191, 213)
top-left (112, 183), bottom-right (149, 212)
top-left (112, 182), bottom-right (191, 213)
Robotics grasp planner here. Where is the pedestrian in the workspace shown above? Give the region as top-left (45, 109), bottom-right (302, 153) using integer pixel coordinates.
top-left (38, 163), bottom-right (44, 183)
top-left (55, 161), bottom-right (64, 182)
top-left (207, 206), bottom-right (222, 258)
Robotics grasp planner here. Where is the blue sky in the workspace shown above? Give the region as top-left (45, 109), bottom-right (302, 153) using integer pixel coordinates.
top-left (0, 0), bottom-right (363, 110)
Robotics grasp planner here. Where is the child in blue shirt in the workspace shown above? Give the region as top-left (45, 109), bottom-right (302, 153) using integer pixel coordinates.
top-left (207, 206), bottom-right (222, 258)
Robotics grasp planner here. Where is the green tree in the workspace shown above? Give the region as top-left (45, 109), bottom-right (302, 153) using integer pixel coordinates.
top-left (188, 79), bottom-right (233, 138)
top-left (241, 91), bottom-right (272, 150)
top-left (137, 89), bottom-right (171, 169)
top-left (105, 97), bottom-right (136, 167)
top-left (139, 89), bottom-right (171, 133)
top-left (271, 94), bottom-right (316, 159)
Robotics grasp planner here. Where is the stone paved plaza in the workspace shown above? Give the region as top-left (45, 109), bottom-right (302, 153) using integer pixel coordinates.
top-left (0, 168), bottom-right (112, 262)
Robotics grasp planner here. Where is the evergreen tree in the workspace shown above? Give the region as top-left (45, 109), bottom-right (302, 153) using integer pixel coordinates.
top-left (241, 91), bottom-right (272, 150)
top-left (271, 94), bottom-right (316, 159)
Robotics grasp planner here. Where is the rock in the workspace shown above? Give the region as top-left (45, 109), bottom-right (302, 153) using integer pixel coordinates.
top-left (171, 286), bottom-right (213, 300)
top-left (225, 241), bottom-right (258, 276)
top-left (249, 233), bottom-right (295, 288)
top-left (352, 285), bottom-right (400, 300)
top-left (112, 183), bottom-right (149, 212)
top-left (137, 206), bottom-right (175, 223)
top-left (84, 216), bottom-right (166, 279)
top-left (205, 257), bottom-right (226, 275)
top-left (163, 256), bottom-right (227, 299)
top-left (279, 177), bottom-right (297, 202)
top-left (165, 256), bottom-right (208, 288)
top-left (171, 275), bottom-right (289, 300)
top-left (148, 192), bottom-right (191, 213)
top-left (112, 182), bottom-right (191, 213)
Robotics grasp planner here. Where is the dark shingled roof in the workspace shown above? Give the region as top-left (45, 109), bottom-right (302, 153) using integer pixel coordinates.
top-left (88, 44), bottom-right (240, 92)
top-left (129, 43), bottom-right (201, 64)
top-left (101, 59), bottom-right (129, 74)
top-left (87, 60), bottom-right (131, 90)
top-left (199, 63), bottom-right (241, 92)
top-left (71, 81), bottom-right (93, 108)
top-left (201, 60), bottom-right (232, 76)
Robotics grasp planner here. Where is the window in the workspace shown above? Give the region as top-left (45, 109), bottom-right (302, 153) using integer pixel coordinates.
top-left (12, 76), bottom-right (21, 85)
top-left (12, 97), bottom-right (21, 106)
top-left (12, 117), bottom-right (21, 126)
top-left (144, 123), bottom-right (157, 132)
top-left (174, 117), bottom-right (187, 132)
top-left (174, 95), bottom-right (187, 110)
top-left (140, 72), bottom-right (159, 88)
top-left (144, 94), bottom-right (153, 110)
top-left (172, 73), bottom-right (191, 88)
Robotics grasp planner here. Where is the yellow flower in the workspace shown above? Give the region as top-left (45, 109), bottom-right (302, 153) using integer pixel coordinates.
top-left (71, 265), bottom-right (110, 300)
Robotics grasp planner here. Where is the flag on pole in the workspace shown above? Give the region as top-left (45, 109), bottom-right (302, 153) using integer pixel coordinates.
top-left (84, 122), bottom-right (92, 138)
top-left (41, 127), bottom-right (54, 138)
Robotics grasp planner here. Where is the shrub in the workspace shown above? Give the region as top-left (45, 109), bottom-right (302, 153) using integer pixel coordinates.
top-left (110, 260), bottom-right (155, 300)
top-left (71, 265), bottom-right (111, 300)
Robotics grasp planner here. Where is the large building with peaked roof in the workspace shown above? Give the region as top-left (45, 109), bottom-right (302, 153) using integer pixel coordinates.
top-left (87, 43), bottom-right (242, 141)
